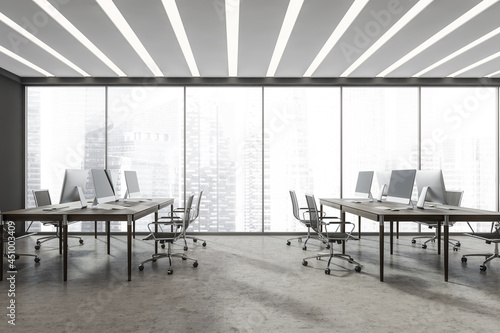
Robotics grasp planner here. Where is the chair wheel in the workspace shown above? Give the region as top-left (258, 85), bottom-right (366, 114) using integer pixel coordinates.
top-left (453, 247), bottom-right (458, 251)
top-left (302, 260), bottom-right (308, 266)
top-left (411, 239), bottom-right (416, 244)
top-left (326, 244), bottom-right (330, 249)
top-left (422, 244), bottom-right (427, 249)
top-left (79, 239), bottom-right (84, 245)
top-left (182, 256), bottom-right (187, 260)
top-left (202, 242), bottom-right (206, 247)
top-left (461, 257), bottom-right (467, 263)
top-left (152, 258), bottom-right (157, 263)
top-left (193, 239), bottom-right (198, 243)
top-left (167, 269), bottom-right (173, 275)
top-left (161, 244), bottom-right (165, 249)
top-left (15, 254), bottom-right (20, 260)
top-left (193, 262), bottom-right (198, 268)
top-left (35, 245), bottom-right (40, 250)
top-left (480, 265), bottom-right (487, 271)
top-left (355, 265), bottom-right (361, 272)
top-left (337, 240), bottom-right (342, 244)
top-left (36, 241), bottom-right (41, 245)
top-left (302, 246), bottom-right (307, 251)
top-left (455, 242), bottom-right (461, 247)
top-left (138, 265), bottom-right (144, 271)
top-left (184, 246), bottom-right (188, 251)
top-left (286, 241), bottom-right (291, 246)
top-left (325, 268), bottom-right (331, 275)
top-left (34, 257), bottom-right (40, 263)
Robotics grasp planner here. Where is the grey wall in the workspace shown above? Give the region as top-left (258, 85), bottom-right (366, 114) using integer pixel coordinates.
top-left (0, 70), bottom-right (24, 234)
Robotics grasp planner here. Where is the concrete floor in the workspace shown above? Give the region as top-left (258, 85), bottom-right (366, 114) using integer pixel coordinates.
top-left (1, 233), bottom-right (499, 332)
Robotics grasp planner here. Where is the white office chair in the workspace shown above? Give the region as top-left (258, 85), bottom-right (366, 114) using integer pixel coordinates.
top-left (461, 222), bottom-right (500, 271)
top-left (139, 194), bottom-right (198, 275)
top-left (32, 190), bottom-right (84, 250)
top-left (411, 190), bottom-right (464, 251)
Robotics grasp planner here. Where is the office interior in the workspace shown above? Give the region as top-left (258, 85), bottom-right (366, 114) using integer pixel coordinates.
top-left (1, 1), bottom-right (500, 332)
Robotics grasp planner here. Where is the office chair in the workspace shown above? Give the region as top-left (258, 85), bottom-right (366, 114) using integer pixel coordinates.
top-left (411, 190), bottom-right (464, 251)
top-left (139, 194), bottom-right (198, 275)
top-left (159, 191), bottom-right (206, 251)
top-left (301, 194), bottom-right (361, 274)
top-left (2, 210), bottom-right (40, 269)
top-left (461, 221), bottom-right (500, 271)
top-left (32, 190), bottom-right (84, 250)
top-left (286, 190), bottom-right (329, 250)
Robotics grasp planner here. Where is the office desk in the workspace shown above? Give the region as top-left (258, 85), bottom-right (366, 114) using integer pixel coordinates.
top-left (319, 198), bottom-right (500, 282)
top-left (1, 198), bottom-right (174, 282)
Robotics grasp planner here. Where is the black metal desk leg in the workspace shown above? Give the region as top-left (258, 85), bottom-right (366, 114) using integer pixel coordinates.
top-left (127, 215), bottom-right (132, 282)
top-left (379, 215), bottom-right (385, 282)
top-left (437, 221), bottom-right (441, 255)
top-left (444, 216), bottom-right (449, 282)
top-left (390, 221), bottom-right (393, 255)
top-left (63, 215), bottom-right (68, 282)
top-left (107, 221), bottom-right (110, 255)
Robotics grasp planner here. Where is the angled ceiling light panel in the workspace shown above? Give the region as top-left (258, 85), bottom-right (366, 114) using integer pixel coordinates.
top-left (0, 12), bottom-right (88, 76)
top-left (97, 0), bottom-right (163, 76)
top-left (266, 0), bottom-right (304, 77)
top-left (486, 69), bottom-right (500, 77)
top-left (226, 0), bottom-right (240, 77)
top-left (34, 0), bottom-right (125, 77)
top-left (303, 0), bottom-right (369, 77)
top-left (161, 0), bottom-right (199, 77)
top-left (447, 50), bottom-right (500, 77)
top-left (0, 44), bottom-right (53, 76)
top-left (414, 27), bottom-right (500, 77)
top-left (377, 0), bottom-right (499, 77)
top-left (340, 0), bottom-right (433, 77)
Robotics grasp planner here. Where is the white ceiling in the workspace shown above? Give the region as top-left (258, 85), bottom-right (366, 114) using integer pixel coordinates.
top-left (0, 0), bottom-right (499, 79)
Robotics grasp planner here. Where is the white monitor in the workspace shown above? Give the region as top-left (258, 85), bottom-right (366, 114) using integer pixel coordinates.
top-left (59, 169), bottom-right (88, 204)
top-left (354, 171), bottom-right (374, 200)
top-left (124, 171), bottom-right (141, 199)
top-left (386, 169), bottom-right (416, 206)
top-left (416, 170), bottom-right (447, 208)
top-left (91, 169), bottom-right (116, 205)
top-left (106, 169), bottom-right (120, 199)
top-left (376, 171), bottom-right (391, 199)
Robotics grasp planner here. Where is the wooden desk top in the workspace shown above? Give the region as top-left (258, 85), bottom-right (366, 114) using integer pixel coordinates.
top-left (320, 198), bottom-right (500, 222)
top-left (1, 198), bottom-right (174, 222)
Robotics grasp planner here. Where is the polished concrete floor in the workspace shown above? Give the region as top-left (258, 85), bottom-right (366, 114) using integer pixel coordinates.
top-left (1, 233), bottom-right (499, 332)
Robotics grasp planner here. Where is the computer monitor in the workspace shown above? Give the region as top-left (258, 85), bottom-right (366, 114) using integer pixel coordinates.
top-left (105, 169), bottom-right (120, 199)
top-left (354, 171), bottom-right (374, 201)
top-left (91, 169), bottom-right (117, 206)
top-left (415, 170), bottom-right (447, 208)
top-left (124, 171), bottom-right (140, 199)
top-left (386, 169), bottom-right (417, 206)
top-left (59, 169), bottom-right (88, 204)
top-left (376, 171), bottom-right (391, 200)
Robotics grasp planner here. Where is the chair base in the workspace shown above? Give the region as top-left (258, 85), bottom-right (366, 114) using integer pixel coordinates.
top-left (411, 235), bottom-right (461, 251)
top-left (302, 247), bottom-right (361, 274)
top-left (185, 235), bottom-right (207, 247)
top-left (35, 234), bottom-right (84, 250)
top-left (286, 234), bottom-right (329, 250)
top-left (461, 242), bottom-right (499, 271)
top-left (139, 242), bottom-right (198, 275)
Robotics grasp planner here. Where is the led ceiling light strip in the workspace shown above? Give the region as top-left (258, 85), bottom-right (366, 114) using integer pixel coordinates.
top-left (377, 0), bottom-right (499, 77)
top-left (97, 0), bottom-right (163, 76)
top-left (161, 0), bottom-right (199, 77)
top-left (414, 27), bottom-right (500, 77)
top-left (0, 12), bottom-right (88, 76)
top-left (340, 0), bottom-right (433, 77)
top-left (303, 0), bottom-right (369, 77)
top-left (266, 0), bottom-right (304, 77)
top-left (226, 0), bottom-right (240, 77)
top-left (448, 50), bottom-right (500, 77)
top-left (0, 44), bottom-right (53, 76)
top-left (34, 0), bottom-right (125, 76)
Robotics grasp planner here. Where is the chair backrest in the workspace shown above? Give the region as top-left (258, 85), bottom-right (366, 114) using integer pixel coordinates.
top-left (289, 190), bottom-right (301, 220)
top-left (182, 194), bottom-right (195, 229)
top-left (445, 190), bottom-right (463, 207)
top-left (33, 190), bottom-right (52, 207)
top-left (304, 194), bottom-right (321, 232)
top-left (192, 190), bottom-right (203, 221)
